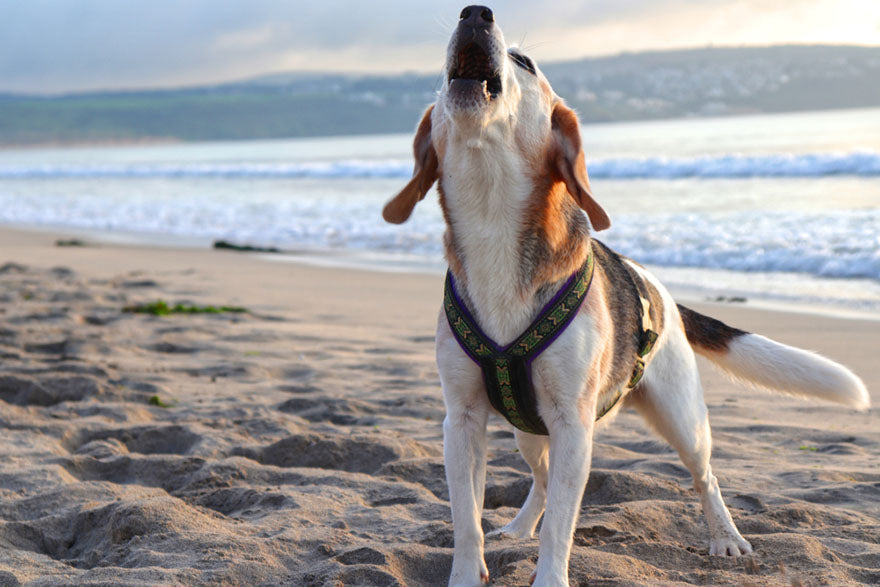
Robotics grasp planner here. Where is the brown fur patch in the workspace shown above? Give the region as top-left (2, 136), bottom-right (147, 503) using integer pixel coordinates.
top-left (548, 103), bottom-right (610, 231)
top-left (678, 304), bottom-right (747, 353)
top-left (515, 128), bottom-right (591, 297)
top-left (590, 241), bottom-right (646, 393)
top-left (519, 171), bottom-right (590, 294)
top-left (580, 269), bottom-right (616, 402)
top-left (382, 106), bottom-right (438, 224)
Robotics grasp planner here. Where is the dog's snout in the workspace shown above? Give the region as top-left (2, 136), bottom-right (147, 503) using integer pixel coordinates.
top-left (459, 5), bottom-right (494, 27)
top-left (446, 4), bottom-right (503, 106)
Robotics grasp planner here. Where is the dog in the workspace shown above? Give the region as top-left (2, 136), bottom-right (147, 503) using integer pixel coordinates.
top-left (382, 6), bottom-right (870, 586)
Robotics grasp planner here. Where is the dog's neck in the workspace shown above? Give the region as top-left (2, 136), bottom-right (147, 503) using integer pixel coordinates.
top-left (439, 125), bottom-right (591, 345)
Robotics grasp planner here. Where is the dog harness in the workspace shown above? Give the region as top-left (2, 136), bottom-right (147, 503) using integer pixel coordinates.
top-left (444, 249), bottom-right (659, 435)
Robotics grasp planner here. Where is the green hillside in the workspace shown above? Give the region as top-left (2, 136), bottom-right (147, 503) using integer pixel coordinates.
top-left (1, 45), bottom-right (879, 145)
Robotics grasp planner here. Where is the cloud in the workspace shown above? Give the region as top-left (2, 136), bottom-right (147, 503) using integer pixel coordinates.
top-left (0, 0), bottom-right (877, 94)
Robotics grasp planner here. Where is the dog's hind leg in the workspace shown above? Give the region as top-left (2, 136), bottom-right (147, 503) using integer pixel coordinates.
top-left (487, 430), bottom-right (549, 540)
top-left (628, 330), bottom-right (753, 557)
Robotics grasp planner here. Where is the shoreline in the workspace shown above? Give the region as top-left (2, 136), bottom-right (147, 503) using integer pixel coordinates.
top-left (6, 222), bottom-right (879, 323)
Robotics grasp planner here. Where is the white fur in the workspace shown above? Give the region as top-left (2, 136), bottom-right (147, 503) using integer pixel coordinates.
top-left (393, 16), bottom-right (869, 587)
top-left (441, 131), bottom-right (534, 344)
top-left (699, 333), bottom-right (870, 410)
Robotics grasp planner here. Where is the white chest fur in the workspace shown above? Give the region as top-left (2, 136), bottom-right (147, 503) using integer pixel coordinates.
top-left (442, 131), bottom-right (537, 345)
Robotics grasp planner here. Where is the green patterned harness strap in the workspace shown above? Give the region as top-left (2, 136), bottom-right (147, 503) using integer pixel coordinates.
top-left (444, 252), bottom-right (659, 435)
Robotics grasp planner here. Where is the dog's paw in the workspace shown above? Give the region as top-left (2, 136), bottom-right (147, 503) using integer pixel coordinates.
top-left (709, 535), bottom-right (753, 557)
top-left (530, 569), bottom-right (570, 586)
top-left (448, 560), bottom-right (489, 586)
top-left (487, 522), bottom-right (534, 540)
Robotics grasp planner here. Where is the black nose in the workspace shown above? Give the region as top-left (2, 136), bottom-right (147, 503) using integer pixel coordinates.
top-left (459, 5), bottom-right (494, 27)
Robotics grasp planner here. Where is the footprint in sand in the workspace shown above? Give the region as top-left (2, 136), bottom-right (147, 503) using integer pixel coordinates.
top-left (0, 374), bottom-right (107, 406)
top-left (239, 431), bottom-right (433, 475)
top-left (72, 425), bottom-right (204, 456)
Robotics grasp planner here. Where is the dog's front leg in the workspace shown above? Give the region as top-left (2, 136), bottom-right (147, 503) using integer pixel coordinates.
top-left (532, 411), bottom-right (595, 586)
top-left (443, 397), bottom-right (490, 586)
top-left (438, 315), bottom-right (492, 586)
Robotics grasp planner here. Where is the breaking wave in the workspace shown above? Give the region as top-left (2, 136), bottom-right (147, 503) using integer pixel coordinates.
top-left (2, 151), bottom-right (879, 179)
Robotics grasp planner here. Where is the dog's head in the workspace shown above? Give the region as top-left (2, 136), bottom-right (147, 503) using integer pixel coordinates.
top-left (383, 5), bottom-right (610, 233)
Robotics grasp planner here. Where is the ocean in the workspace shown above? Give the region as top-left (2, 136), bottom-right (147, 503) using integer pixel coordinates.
top-left (1, 107), bottom-right (878, 316)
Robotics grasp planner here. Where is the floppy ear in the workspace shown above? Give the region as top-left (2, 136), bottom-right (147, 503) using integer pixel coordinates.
top-left (549, 102), bottom-right (611, 231)
top-left (382, 106), bottom-right (439, 224)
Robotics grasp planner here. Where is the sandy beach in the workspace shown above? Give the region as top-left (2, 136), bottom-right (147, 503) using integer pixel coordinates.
top-left (0, 227), bottom-right (877, 586)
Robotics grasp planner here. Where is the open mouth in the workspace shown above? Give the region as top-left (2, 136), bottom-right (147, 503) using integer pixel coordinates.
top-left (449, 42), bottom-right (502, 99)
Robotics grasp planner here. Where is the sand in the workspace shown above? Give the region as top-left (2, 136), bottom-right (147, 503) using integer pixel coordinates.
top-left (0, 227), bottom-right (877, 586)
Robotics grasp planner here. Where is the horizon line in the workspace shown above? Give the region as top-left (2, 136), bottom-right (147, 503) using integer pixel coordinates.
top-left (3, 41), bottom-right (879, 99)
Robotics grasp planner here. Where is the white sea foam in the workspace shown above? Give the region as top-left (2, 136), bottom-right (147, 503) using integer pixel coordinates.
top-left (0, 190), bottom-right (876, 282)
top-left (0, 160), bottom-right (412, 179)
top-left (601, 210), bottom-right (880, 280)
top-left (2, 151), bottom-right (879, 179)
top-left (589, 152), bottom-right (880, 178)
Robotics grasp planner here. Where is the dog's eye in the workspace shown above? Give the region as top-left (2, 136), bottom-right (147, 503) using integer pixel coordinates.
top-left (508, 50), bottom-right (536, 75)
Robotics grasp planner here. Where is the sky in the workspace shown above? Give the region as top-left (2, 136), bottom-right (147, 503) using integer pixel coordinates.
top-left (2, 0), bottom-right (879, 94)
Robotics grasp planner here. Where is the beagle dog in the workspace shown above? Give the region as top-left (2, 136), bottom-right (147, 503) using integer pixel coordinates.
top-left (382, 6), bottom-right (870, 586)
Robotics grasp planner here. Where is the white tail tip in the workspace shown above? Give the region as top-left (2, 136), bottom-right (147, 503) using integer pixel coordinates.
top-left (714, 334), bottom-right (871, 410)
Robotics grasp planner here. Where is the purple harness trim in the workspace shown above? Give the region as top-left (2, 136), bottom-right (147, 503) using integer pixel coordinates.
top-left (446, 269), bottom-right (581, 366)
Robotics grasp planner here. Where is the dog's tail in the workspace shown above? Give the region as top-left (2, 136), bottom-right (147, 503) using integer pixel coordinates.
top-left (677, 304), bottom-right (870, 410)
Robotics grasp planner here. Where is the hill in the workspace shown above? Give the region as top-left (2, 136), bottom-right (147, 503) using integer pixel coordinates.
top-left (1, 45), bottom-right (878, 145)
